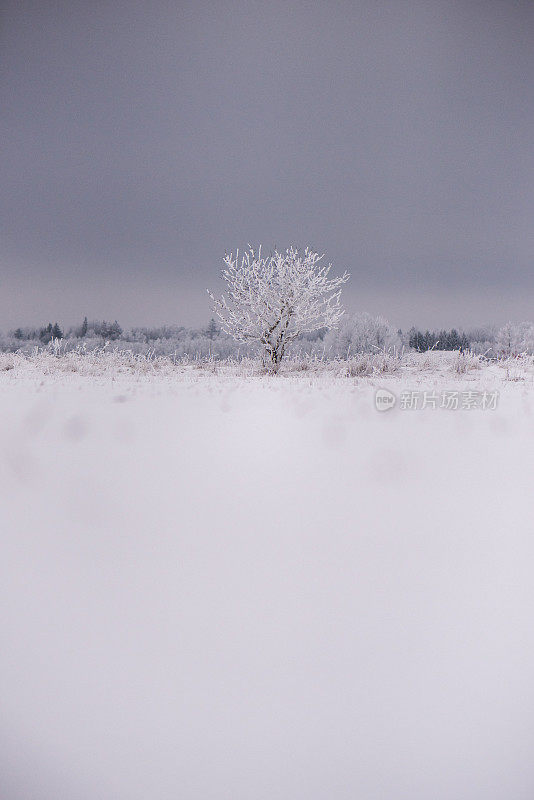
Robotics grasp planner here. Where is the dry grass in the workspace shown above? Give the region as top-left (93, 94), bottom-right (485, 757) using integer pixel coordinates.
top-left (1, 343), bottom-right (533, 388)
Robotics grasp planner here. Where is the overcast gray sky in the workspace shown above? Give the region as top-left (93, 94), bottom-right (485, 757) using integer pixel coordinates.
top-left (2, 0), bottom-right (533, 330)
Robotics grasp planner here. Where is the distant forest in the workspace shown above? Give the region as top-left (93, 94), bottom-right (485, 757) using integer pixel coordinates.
top-left (2, 315), bottom-right (533, 358)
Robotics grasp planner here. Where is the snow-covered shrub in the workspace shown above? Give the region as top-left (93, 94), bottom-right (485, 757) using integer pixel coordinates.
top-left (323, 312), bottom-right (401, 358)
top-left (346, 355), bottom-right (374, 376)
top-left (452, 350), bottom-right (484, 374)
top-left (372, 347), bottom-right (403, 374)
top-left (342, 349), bottom-right (402, 377)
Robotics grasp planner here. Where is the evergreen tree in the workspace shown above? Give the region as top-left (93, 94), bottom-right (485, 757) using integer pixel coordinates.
top-left (108, 320), bottom-right (122, 340)
top-left (51, 322), bottom-right (63, 339)
top-left (448, 329), bottom-right (459, 349)
top-left (205, 318), bottom-right (219, 340)
top-left (408, 327), bottom-right (418, 350)
top-left (39, 323), bottom-right (53, 343)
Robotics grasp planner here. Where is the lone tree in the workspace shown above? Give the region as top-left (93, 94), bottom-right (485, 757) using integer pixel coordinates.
top-left (209, 246), bottom-right (349, 368)
top-left (205, 317), bottom-right (219, 341)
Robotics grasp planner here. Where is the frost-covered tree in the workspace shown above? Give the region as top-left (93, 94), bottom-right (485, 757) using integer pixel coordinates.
top-left (496, 321), bottom-right (534, 356)
top-left (94, 320), bottom-right (123, 340)
top-left (324, 312), bottom-right (400, 357)
top-left (465, 325), bottom-right (496, 355)
top-left (209, 246), bottom-right (349, 368)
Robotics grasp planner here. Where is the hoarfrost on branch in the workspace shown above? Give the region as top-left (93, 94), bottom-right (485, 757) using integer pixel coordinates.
top-left (208, 246), bottom-right (350, 367)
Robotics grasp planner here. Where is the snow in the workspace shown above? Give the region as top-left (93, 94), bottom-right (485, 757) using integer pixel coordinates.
top-left (1, 353), bottom-right (534, 800)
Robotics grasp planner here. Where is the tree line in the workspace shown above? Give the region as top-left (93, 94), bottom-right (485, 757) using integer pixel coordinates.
top-left (3, 317), bottom-right (523, 357)
top-left (408, 328), bottom-right (470, 352)
top-left (12, 318), bottom-right (124, 343)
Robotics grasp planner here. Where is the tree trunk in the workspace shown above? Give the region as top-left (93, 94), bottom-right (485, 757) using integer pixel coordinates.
top-left (263, 345), bottom-right (282, 372)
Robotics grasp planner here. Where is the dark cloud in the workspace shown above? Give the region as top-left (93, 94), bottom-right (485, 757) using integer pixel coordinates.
top-left (2, 0), bottom-right (533, 328)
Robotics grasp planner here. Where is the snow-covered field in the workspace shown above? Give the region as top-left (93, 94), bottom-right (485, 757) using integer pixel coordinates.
top-left (1, 351), bottom-right (534, 800)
